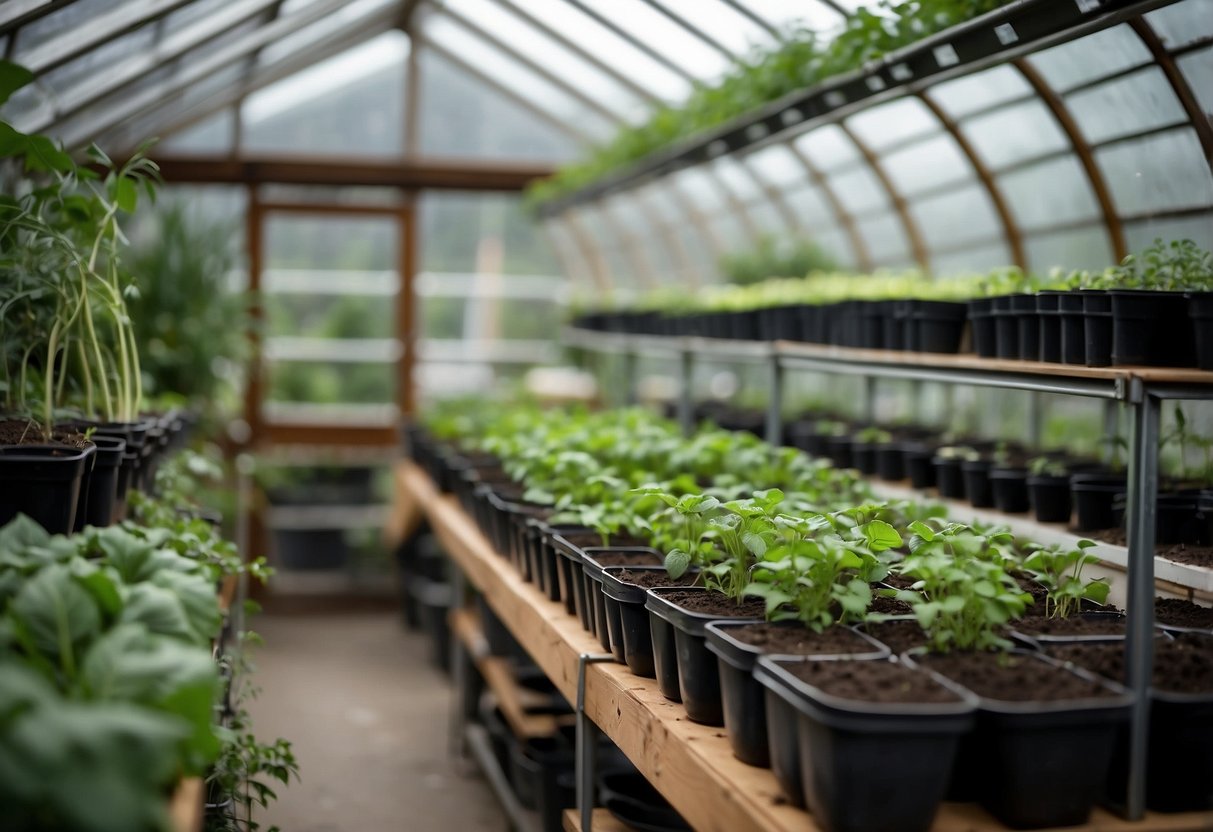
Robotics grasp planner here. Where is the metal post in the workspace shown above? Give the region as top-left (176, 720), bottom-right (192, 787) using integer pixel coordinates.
top-left (1027, 390), bottom-right (1044, 448)
top-left (766, 356), bottom-right (784, 446)
top-left (623, 350), bottom-right (638, 407)
top-left (577, 653), bottom-right (614, 832)
top-left (1104, 399), bottom-right (1121, 465)
top-left (448, 568), bottom-right (469, 757)
top-left (862, 375), bottom-right (877, 424)
top-left (1123, 387), bottom-right (1158, 820)
top-left (677, 349), bottom-right (694, 436)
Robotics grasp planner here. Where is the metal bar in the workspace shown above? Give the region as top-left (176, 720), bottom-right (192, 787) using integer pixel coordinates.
top-left (718, 0), bottom-right (785, 40)
top-left (1015, 59), bottom-right (1128, 261)
top-left (1129, 17), bottom-right (1213, 177)
top-left (560, 0), bottom-right (696, 83)
top-left (398, 203), bottom-right (418, 418)
top-left (637, 0), bottom-right (738, 60)
top-left (18, 0), bottom-right (195, 75)
top-left (677, 349), bottom-right (694, 435)
top-left (918, 90), bottom-right (1027, 269)
top-left (765, 355), bottom-right (784, 445)
top-left (0, 0), bottom-right (71, 36)
top-left (245, 185), bottom-right (265, 445)
top-left (576, 653), bottom-right (615, 832)
top-left (1123, 388), bottom-right (1159, 820)
top-left (837, 121), bottom-right (931, 271)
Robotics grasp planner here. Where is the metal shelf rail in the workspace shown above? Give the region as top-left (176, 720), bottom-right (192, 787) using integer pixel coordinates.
top-left (563, 326), bottom-right (1213, 821)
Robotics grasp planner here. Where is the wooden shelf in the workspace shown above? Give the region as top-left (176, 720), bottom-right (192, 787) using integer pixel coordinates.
top-left (450, 608), bottom-right (574, 739)
top-left (562, 808), bottom-right (631, 832)
top-left (169, 777), bottom-right (203, 832)
top-left (401, 461), bottom-right (1213, 832)
top-left (866, 480), bottom-right (1213, 596)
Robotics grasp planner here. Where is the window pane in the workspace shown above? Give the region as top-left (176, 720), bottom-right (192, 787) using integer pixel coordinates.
top-left (999, 156), bottom-right (1100, 232)
top-left (826, 165), bottom-right (888, 214)
top-left (711, 156), bottom-right (764, 202)
top-left (746, 199), bottom-right (791, 235)
top-left (932, 240), bottom-right (1013, 277)
top-left (160, 109), bottom-right (235, 155)
top-left (909, 183), bottom-right (1000, 249)
top-left (930, 65), bottom-right (1030, 119)
top-left (961, 99), bottom-right (1069, 169)
top-left (814, 225), bottom-right (857, 269)
top-left (794, 123), bottom-right (860, 170)
top-left (1026, 24), bottom-right (1151, 92)
top-left (1144, 0), bottom-right (1213, 51)
top-left (268, 360), bottom-right (394, 405)
top-left (1178, 46), bottom-right (1213, 116)
top-left (784, 182), bottom-right (834, 227)
top-left (846, 97), bottom-right (938, 153)
top-left (1025, 225), bottom-right (1114, 272)
top-left (1125, 212), bottom-right (1213, 254)
top-left (649, 0), bottom-right (777, 55)
top-left (745, 143), bottom-right (808, 186)
top-left (856, 211), bottom-right (911, 264)
top-left (1097, 127), bottom-right (1213, 215)
top-left (1067, 67), bottom-right (1186, 145)
top-left (882, 133), bottom-right (972, 196)
top-left (672, 166), bottom-right (730, 214)
top-left (574, 0), bottom-right (731, 80)
top-left (739, 0), bottom-right (845, 31)
top-left (421, 192), bottom-right (560, 275)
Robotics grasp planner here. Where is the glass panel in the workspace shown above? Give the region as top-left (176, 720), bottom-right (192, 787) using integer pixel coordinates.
top-left (1067, 66), bottom-right (1186, 145)
top-left (443, 0), bottom-right (647, 121)
top-left (930, 65), bottom-right (1031, 119)
top-left (575, 0), bottom-right (731, 80)
top-left (737, 0), bottom-right (845, 31)
top-left (2, 81), bottom-right (54, 132)
top-left (418, 48), bottom-right (579, 163)
top-left (160, 108), bottom-right (235, 154)
top-left (845, 97), bottom-right (938, 153)
top-left (961, 99), bottom-right (1069, 170)
top-left (711, 156), bottom-right (763, 201)
top-left (506, 0), bottom-right (689, 100)
top-left (1026, 24), bottom-right (1151, 92)
top-left (856, 211), bottom-right (911, 264)
top-left (814, 225), bottom-right (857, 269)
top-left (648, 0), bottom-right (776, 54)
top-left (671, 166), bottom-right (730, 214)
top-left (267, 294), bottom-right (394, 339)
top-left (932, 240), bottom-right (1013, 277)
top-left (745, 143), bottom-right (808, 186)
top-left (260, 0), bottom-right (394, 65)
top-left (39, 27), bottom-right (155, 95)
top-left (268, 360), bottom-right (394, 405)
top-left (675, 222), bottom-right (717, 274)
top-left (881, 133), bottom-right (972, 196)
top-left (1178, 46), bottom-right (1213, 115)
top-left (635, 182), bottom-right (684, 224)
top-left (421, 14), bottom-right (614, 136)
top-left (709, 212), bottom-right (751, 252)
top-left (163, 0), bottom-right (230, 37)
top-left (1125, 212), bottom-right (1213, 254)
top-left (13, 0), bottom-right (113, 51)
top-left (793, 123), bottom-right (860, 170)
top-left (1145, 1), bottom-right (1213, 51)
top-left (1097, 127), bottom-right (1213, 215)
top-left (909, 183), bottom-right (1000, 249)
top-left (542, 219), bottom-right (592, 285)
top-left (421, 192), bottom-right (560, 276)
top-left (826, 165), bottom-right (888, 214)
top-left (998, 156), bottom-right (1100, 232)
top-left (783, 182), bottom-right (834, 227)
top-left (1025, 225), bottom-right (1115, 272)
top-left (745, 199), bottom-right (790, 234)
top-left (243, 32), bottom-right (407, 157)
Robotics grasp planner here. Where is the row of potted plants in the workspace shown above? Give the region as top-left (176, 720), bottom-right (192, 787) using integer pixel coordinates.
top-left (572, 239), bottom-right (1213, 369)
top-left (0, 449), bottom-right (294, 831)
top-left (409, 401), bottom-right (1212, 832)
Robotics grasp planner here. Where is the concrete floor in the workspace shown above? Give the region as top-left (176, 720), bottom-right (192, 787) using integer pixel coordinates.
top-left (247, 610), bottom-right (502, 832)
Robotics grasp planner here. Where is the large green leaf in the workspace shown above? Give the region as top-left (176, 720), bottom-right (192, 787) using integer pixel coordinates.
top-left (9, 564), bottom-right (101, 671)
top-left (151, 570), bottom-right (222, 644)
top-left (118, 583), bottom-right (193, 642)
top-left (0, 61), bottom-right (34, 108)
top-left (0, 514), bottom-right (50, 551)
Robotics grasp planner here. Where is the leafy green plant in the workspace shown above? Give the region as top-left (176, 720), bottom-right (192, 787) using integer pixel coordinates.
top-left (1027, 456), bottom-right (1067, 477)
top-left (1021, 540), bottom-right (1109, 619)
top-left (719, 235), bottom-right (838, 285)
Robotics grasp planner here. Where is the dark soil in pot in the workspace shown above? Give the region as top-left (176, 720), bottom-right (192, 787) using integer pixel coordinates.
top-left (583, 547), bottom-right (662, 649)
top-left (707, 622), bottom-right (887, 768)
top-left (961, 459), bottom-right (994, 508)
top-left (1028, 473), bottom-right (1071, 524)
top-left (645, 588), bottom-right (764, 724)
top-left (859, 618), bottom-right (929, 655)
top-left (1010, 612), bottom-right (1130, 648)
top-left (759, 657), bottom-right (975, 832)
top-left (917, 649), bottom-right (1132, 828)
top-left (1046, 634), bottom-right (1213, 812)
top-left (989, 466), bottom-right (1030, 513)
top-left (867, 594), bottom-right (914, 615)
top-left (601, 567), bottom-right (695, 678)
top-left (1155, 597), bottom-right (1213, 632)
top-left (1084, 528), bottom-right (1213, 568)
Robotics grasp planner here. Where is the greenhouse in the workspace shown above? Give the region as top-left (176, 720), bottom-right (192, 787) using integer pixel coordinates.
top-left (1, 0), bottom-right (1212, 831)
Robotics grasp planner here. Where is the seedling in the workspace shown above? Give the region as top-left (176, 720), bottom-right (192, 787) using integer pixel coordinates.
top-left (1021, 540), bottom-right (1110, 619)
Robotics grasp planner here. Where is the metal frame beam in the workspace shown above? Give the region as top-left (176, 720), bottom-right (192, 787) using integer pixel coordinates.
top-left (559, 0), bottom-right (696, 83)
top-left (0, 0), bottom-right (72, 36)
top-left (638, 0), bottom-right (737, 61)
top-left (1129, 17), bottom-right (1213, 176)
top-left (17, 0), bottom-right (195, 75)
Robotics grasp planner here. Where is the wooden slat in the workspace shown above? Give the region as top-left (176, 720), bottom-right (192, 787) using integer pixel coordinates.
top-left (562, 808), bottom-right (631, 832)
top-left (168, 777), bottom-right (204, 832)
top-left (400, 461), bottom-right (1213, 832)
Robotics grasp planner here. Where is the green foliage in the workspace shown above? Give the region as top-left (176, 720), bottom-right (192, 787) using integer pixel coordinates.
top-left (1021, 540), bottom-right (1109, 620)
top-left (1088, 238), bottom-right (1213, 292)
top-left (719, 235), bottom-right (838, 286)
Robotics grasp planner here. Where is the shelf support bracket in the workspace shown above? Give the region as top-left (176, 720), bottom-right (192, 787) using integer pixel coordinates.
top-left (677, 349), bottom-right (694, 436)
top-left (765, 356), bottom-right (783, 446)
top-left (1123, 391), bottom-right (1159, 820)
top-left (576, 653), bottom-right (615, 832)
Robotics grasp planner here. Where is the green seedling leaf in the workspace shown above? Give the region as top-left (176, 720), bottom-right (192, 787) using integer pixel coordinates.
top-left (861, 520), bottom-right (903, 552)
top-left (665, 549), bottom-right (691, 579)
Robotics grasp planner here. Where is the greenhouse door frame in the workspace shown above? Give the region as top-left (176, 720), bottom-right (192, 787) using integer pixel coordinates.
top-left (245, 188), bottom-right (417, 450)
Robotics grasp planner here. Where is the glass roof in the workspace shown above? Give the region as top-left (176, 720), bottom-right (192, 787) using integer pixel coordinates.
top-left (0, 0), bottom-right (1207, 292)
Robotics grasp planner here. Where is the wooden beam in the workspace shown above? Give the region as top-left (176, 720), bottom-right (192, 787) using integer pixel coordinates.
top-left (1129, 18), bottom-right (1213, 177)
top-left (260, 423), bottom-right (397, 447)
top-left (398, 202), bottom-right (418, 418)
top-left (151, 154), bottom-right (553, 192)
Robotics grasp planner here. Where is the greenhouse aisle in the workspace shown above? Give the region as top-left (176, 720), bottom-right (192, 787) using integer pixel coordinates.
top-left (247, 611), bottom-right (501, 832)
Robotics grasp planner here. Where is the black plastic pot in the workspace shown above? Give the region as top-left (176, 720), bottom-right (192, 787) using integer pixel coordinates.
top-left (859, 301), bottom-right (886, 349)
top-left (903, 444), bottom-right (937, 490)
top-left (756, 656), bottom-right (976, 832)
top-left (72, 435), bottom-right (126, 531)
top-left (912, 300), bottom-right (968, 354)
top-left (553, 534), bottom-right (592, 628)
top-left (1037, 291), bottom-right (1064, 363)
top-left (1189, 291), bottom-right (1213, 370)
top-left (917, 650), bottom-right (1133, 829)
top-left (968, 297), bottom-right (997, 358)
top-left (705, 622), bottom-right (887, 768)
top-left (1083, 290), bottom-right (1113, 367)
top-left (1010, 611), bottom-right (1131, 650)
top-left (413, 576), bottom-right (453, 672)
top-left (881, 302), bottom-right (906, 352)
top-left (933, 456), bottom-right (967, 500)
top-left (825, 435), bottom-right (854, 469)
top-left (851, 441), bottom-right (878, 475)
top-left (0, 443), bottom-right (95, 534)
top-left (1110, 289), bottom-right (1192, 367)
top-left (645, 588), bottom-right (762, 724)
top-left (583, 547), bottom-right (662, 654)
top-left (536, 523), bottom-right (591, 604)
top-left (1071, 472), bottom-right (1126, 532)
top-left (477, 593), bottom-right (523, 659)
top-left (599, 770), bottom-right (691, 831)
top-left (961, 459), bottom-right (994, 508)
top-left (1028, 473), bottom-right (1072, 524)
top-left (992, 295), bottom-right (1020, 360)
top-left (509, 735), bottom-right (574, 818)
top-left (1200, 489), bottom-right (1213, 549)
top-left (1012, 294), bottom-right (1039, 363)
top-left (874, 441), bottom-right (906, 482)
top-left (989, 466), bottom-right (1030, 514)
top-left (1058, 291), bottom-right (1087, 365)
top-left (1156, 490), bottom-right (1203, 545)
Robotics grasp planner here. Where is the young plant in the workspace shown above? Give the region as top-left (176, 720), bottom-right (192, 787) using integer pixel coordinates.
top-left (1022, 540), bottom-right (1110, 619)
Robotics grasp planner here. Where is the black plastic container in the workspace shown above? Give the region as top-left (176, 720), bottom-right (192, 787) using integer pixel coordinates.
top-left (989, 466), bottom-right (1030, 514)
top-left (881, 302), bottom-right (906, 352)
top-left (601, 566), bottom-right (660, 670)
top-left (992, 295), bottom-right (1020, 359)
top-left (583, 547), bottom-right (662, 654)
top-left (914, 300), bottom-right (968, 354)
top-left (756, 656), bottom-right (976, 832)
top-left (825, 435), bottom-right (854, 469)
top-left (918, 650), bottom-right (1133, 829)
top-left (1155, 490), bottom-right (1203, 545)
top-left (553, 534), bottom-right (592, 628)
top-left (1037, 291), bottom-right (1064, 363)
top-left (859, 301), bottom-right (886, 349)
top-left (645, 588), bottom-right (762, 724)
top-left (933, 456), bottom-right (968, 500)
top-left (874, 441), bottom-right (906, 482)
top-left (904, 443), bottom-right (938, 490)
top-left (0, 443), bottom-right (95, 534)
top-left (1110, 289), bottom-right (1192, 367)
top-left (968, 297), bottom-right (997, 358)
top-left (705, 622), bottom-right (887, 768)
top-left (1058, 292), bottom-right (1087, 365)
top-left (599, 770), bottom-right (691, 831)
top-left (73, 436), bottom-right (127, 530)
top-left (477, 593), bottom-right (523, 659)
top-left (1071, 472), bottom-right (1126, 532)
top-left (1012, 294), bottom-right (1039, 362)
top-left (851, 441), bottom-right (878, 476)
top-left (1083, 290), bottom-right (1113, 367)
top-left (536, 523), bottom-right (593, 604)
top-left (1189, 291), bottom-right (1213, 370)
top-left (1028, 473), bottom-right (1072, 524)
top-left (961, 459), bottom-right (994, 508)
